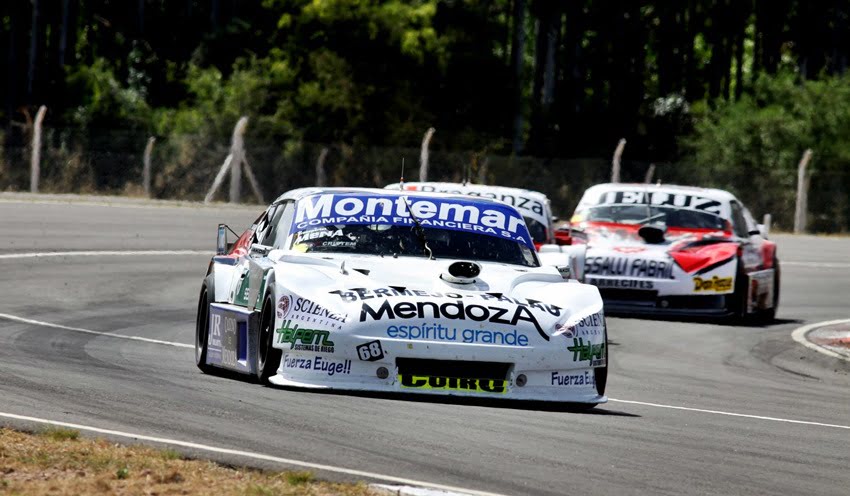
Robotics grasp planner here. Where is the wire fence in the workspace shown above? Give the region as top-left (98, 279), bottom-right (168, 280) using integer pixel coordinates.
top-left (1, 126), bottom-right (848, 233)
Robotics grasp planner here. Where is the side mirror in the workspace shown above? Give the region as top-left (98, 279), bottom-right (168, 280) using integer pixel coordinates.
top-left (216, 224), bottom-right (233, 255)
top-left (638, 224), bottom-right (667, 244)
top-left (554, 223), bottom-right (572, 246)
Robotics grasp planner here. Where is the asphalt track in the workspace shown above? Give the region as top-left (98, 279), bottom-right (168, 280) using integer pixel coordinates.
top-left (1, 198), bottom-right (849, 495)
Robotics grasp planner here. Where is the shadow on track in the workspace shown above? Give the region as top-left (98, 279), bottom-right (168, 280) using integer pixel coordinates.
top-left (608, 312), bottom-right (802, 329)
top-left (197, 367), bottom-right (639, 416)
top-left (267, 386), bottom-right (641, 417)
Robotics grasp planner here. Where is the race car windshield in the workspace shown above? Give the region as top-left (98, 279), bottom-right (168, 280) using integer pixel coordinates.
top-left (289, 224), bottom-right (539, 267)
top-left (524, 216), bottom-right (548, 244)
top-left (580, 205), bottom-right (726, 230)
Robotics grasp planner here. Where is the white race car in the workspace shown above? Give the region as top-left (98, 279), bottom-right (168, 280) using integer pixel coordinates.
top-left (564, 183), bottom-right (779, 320)
top-left (195, 188), bottom-right (608, 405)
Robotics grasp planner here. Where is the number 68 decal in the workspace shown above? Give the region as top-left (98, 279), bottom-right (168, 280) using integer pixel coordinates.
top-left (356, 340), bottom-right (385, 361)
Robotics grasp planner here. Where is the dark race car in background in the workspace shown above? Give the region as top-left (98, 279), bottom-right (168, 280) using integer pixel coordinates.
top-left (561, 183), bottom-right (779, 320)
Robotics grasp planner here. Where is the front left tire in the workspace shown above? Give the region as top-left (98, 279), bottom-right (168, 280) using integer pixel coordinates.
top-left (195, 276), bottom-right (214, 373)
top-left (256, 294), bottom-right (282, 382)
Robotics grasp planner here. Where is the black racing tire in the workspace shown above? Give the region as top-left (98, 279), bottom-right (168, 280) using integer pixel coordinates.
top-left (727, 256), bottom-right (749, 322)
top-left (595, 320), bottom-right (609, 397)
top-left (760, 256), bottom-right (780, 323)
top-left (256, 294), bottom-right (282, 383)
top-left (195, 277), bottom-right (215, 373)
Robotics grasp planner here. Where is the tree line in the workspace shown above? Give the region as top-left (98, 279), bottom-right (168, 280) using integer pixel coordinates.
top-left (1, 1), bottom-right (849, 230)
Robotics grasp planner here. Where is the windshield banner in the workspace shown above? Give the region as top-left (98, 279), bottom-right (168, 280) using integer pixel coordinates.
top-left (292, 193), bottom-right (534, 248)
top-left (387, 183), bottom-right (549, 229)
top-left (578, 189), bottom-right (730, 219)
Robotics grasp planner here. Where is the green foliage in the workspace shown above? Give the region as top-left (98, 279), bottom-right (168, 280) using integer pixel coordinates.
top-left (686, 71), bottom-right (850, 231)
top-left (40, 427), bottom-right (80, 441)
top-left (155, 55), bottom-right (297, 141)
top-left (284, 470), bottom-right (314, 485)
top-left (65, 59), bottom-right (152, 131)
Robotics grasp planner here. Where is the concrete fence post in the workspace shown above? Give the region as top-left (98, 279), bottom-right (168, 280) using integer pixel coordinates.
top-left (241, 155), bottom-right (264, 204)
top-left (477, 156), bottom-right (489, 184)
top-left (794, 149), bottom-right (813, 234)
top-left (644, 163), bottom-right (656, 184)
top-left (142, 137), bottom-right (155, 198)
top-left (204, 116), bottom-right (249, 204)
top-left (30, 105), bottom-right (47, 193)
top-left (229, 116), bottom-right (249, 203)
top-left (611, 138), bottom-right (626, 183)
top-left (316, 147), bottom-right (329, 187)
top-left (419, 127), bottom-right (435, 182)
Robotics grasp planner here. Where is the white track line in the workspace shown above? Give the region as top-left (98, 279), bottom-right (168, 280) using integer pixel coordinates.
top-left (608, 398), bottom-right (850, 430)
top-left (0, 313), bottom-right (193, 348)
top-left (0, 411), bottom-right (502, 496)
top-left (783, 261), bottom-right (850, 269)
top-left (0, 250), bottom-right (210, 260)
top-left (4, 312), bottom-right (850, 432)
top-left (791, 318), bottom-right (850, 362)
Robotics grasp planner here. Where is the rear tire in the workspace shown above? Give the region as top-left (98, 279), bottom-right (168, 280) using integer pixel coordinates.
top-left (726, 257), bottom-right (749, 322)
top-left (195, 278), bottom-right (214, 373)
top-left (760, 257), bottom-right (780, 323)
top-left (595, 320), bottom-right (609, 397)
top-left (256, 294), bottom-right (282, 382)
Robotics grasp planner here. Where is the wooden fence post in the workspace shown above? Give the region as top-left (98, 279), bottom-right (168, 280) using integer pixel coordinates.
top-left (794, 149), bottom-right (813, 234)
top-left (30, 105), bottom-right (47, 193)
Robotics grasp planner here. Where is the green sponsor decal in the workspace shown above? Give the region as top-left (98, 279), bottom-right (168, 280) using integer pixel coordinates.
top-left (234, 275), bottom-right (251, 306)
top-left (275, 320), bottom-right (335, 353)
top-left (567, 337), bottom-right (605, 365)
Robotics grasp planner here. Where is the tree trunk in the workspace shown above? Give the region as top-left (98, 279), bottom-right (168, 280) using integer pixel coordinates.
top-left (138, 0), bottom-right (145, 35)
top-left (685, 0), bottom-right (699, 99)
top-left (735, 18), bottom-right (745, 99)
top-left (558, 0), bottom-right (583, 155)
top-left (510, 0), bottom-right (526, 155)
top-left (27, 0), bottom-right (40, 100)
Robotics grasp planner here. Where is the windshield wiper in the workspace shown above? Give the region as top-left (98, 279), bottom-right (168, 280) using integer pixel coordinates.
top-left (401, 196), bottom-right (434, 260)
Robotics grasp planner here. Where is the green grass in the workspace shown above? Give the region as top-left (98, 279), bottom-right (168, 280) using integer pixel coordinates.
top-left (40, 427), bottom-right (80, 441)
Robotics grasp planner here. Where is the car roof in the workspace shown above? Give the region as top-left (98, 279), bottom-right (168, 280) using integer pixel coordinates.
top-left (272, 186), bottom-right (512, 208)
top-left (385, 182), bottom-right (551, 203)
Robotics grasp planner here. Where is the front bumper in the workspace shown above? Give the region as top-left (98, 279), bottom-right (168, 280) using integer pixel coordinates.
top-left (269, 337), bottom-right (607, 404)
top-left (599, 290), bottom-right (732, 317)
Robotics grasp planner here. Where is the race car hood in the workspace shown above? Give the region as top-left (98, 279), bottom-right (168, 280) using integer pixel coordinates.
top-left (270, 252), bottom-right (603, 341)
top-left (579, 222), bottom-right (739, 276)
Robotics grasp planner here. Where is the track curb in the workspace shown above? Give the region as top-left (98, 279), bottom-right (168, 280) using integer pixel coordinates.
top-left (791, 319), bottom-right (850, 362)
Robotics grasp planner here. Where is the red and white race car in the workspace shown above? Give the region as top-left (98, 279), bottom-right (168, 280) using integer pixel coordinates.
top-left (563, 183), bottom-right (779, 320)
